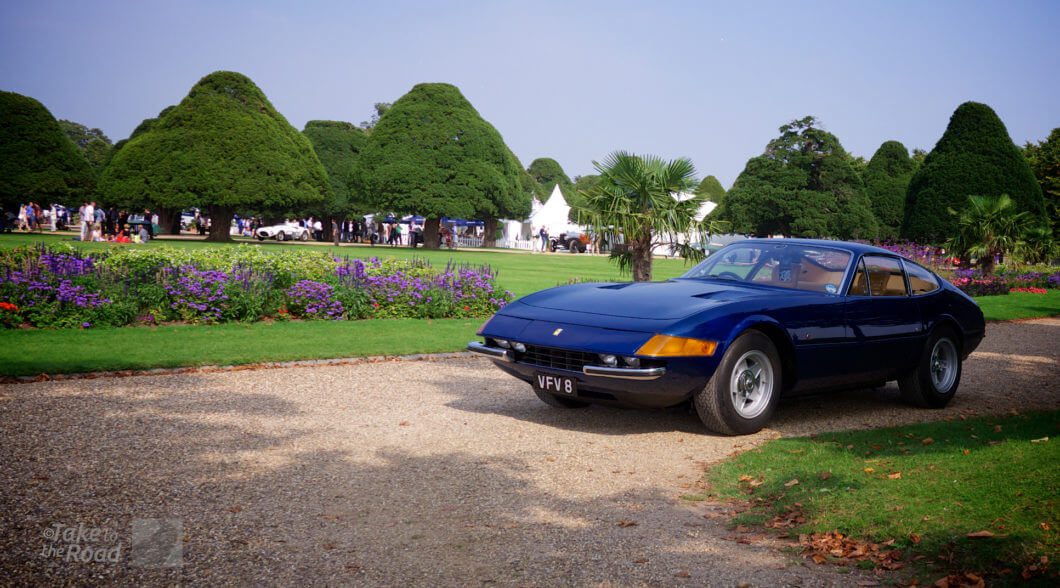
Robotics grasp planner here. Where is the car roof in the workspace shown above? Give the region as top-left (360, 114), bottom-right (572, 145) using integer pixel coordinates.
top-left (732, 238), bottom-right (900, 257)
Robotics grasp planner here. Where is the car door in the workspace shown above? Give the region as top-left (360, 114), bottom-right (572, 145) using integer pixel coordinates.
top-left (843, 255), bottom-right (923, 382)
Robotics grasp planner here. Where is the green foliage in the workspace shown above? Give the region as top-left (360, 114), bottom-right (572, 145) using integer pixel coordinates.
top-left (694, 175), bottom-right (726, 202)
top-left (355, 83), bottom-right (529, 237)
top-left (863, 141), bottom-right (915, 239)
top-left (1023, 128), bottom-right (1060, 234)
top-left (302, 120), bottom-right (368, 217)
top-left (705, 411), bottom-right (1060, 580)
top-left (717, 116), bottom-right (878, 239)
top-left (527, 157), bottom-right (573, 202)
top-left (578, 151), bottom-right (726, 282)
top-left (903, 102), bottom-right (1046, 243)
top-left (98, 71), bottom-right (329, 237)
top-left (0, 91), bottom-right (96, 209)
top-left (58, 120), bottom-right (113, 171)
top-left (946, 194), bottom-right (1032, 275)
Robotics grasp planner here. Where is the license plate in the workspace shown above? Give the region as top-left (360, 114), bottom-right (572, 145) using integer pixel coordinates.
top-left (534, 373), bottom-right (578, 395)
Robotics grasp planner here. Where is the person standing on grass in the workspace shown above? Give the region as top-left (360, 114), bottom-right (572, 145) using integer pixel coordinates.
top-left (539, 225), bottom-right (549, 252)
top-left (82, 201), bottom-right (95, 241)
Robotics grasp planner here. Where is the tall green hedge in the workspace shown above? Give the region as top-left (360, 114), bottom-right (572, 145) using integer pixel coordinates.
top-left (0, 91), bottom-right (95, 210)
top-left (902, 102), bottom-right (1046, 243)
top-left (303, 120), bottom-right (368, 218)
top-left (864, 141), bottom-right (915, 239)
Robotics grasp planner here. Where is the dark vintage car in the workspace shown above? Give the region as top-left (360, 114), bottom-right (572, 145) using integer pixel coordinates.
top-left (468, 239), bottom-right (985, 435)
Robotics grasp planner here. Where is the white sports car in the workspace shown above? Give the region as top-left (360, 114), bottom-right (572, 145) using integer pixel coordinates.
top-left (255, 222), bottom-right (311, 241)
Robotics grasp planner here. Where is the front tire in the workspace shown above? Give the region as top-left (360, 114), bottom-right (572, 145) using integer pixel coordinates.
top-left (276, 231), bottom-right (286, 242)
top-left (694, 330), bottom-right (781, 435)
top-left (533, 388), bottom-right (590, 409)
top-left (899, 328), bottom-right (962, 408)
top-left (299, 231), bottom-right (309, 241)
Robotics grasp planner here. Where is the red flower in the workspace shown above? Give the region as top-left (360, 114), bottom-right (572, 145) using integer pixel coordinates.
top-left (463, 306), bottom-right (470, 311)
top-left (0, 302), bottom-right (18, 312)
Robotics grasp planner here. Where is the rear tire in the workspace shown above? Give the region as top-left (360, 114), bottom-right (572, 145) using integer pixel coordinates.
top-left (899, 328), bottom-right (962, 408)
top-left (533, 388), bottom-right (590, 409)
top-left (300, 231), bottom-right (309, 241)
top-left (694, 330), bottom-right (782, 435)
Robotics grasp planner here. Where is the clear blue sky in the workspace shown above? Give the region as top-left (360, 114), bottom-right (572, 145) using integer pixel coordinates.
top-left (2, 0), bottom-right (1058, 187)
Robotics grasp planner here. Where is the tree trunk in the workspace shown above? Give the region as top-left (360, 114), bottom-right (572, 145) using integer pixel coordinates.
top-left (631, 239), bottom-right (653, 282)
top-left (206, 206), bottom-right (234, 242)
top-left (423, 218), bottom-right (441, 249)
top-left (157, 207), bottom-right (182, 235)
top-left (483, 217), bottom-right (498, 248)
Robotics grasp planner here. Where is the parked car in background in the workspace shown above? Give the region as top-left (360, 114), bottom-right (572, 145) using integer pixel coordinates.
top-left (255, 222), bottom-right (310, 242)
top-left (550, 230), bottom-right (590, 253)
top-left (469, 239), bottom-right (985, 435)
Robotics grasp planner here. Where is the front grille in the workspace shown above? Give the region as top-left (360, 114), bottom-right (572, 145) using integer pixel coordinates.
top-left (518, 344), bottom-right (598, 372)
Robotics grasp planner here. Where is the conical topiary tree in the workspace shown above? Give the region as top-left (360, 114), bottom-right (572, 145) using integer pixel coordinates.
top-left (99, 71), bottom-right (329, 241)
top-left (0, 91), bottom-right (95, 211)
top-left (303, 120), bottom-right (369, 234)
top-left (902, 102), bottom-right (1046, 243)
top-left (864, 141), bottom-right (915, 239)
top-left (527, 158), bottom-right (573, 202)
top-left (695, 175), bottom-right (726, 203)
top-left (355, 82), bottom-right (528, 248)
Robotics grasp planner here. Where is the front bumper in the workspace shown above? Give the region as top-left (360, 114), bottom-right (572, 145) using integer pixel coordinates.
top-left (467, 341), bottom-right (715, 409)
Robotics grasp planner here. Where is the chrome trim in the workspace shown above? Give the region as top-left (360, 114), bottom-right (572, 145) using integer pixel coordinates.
top-left (467, 341), bottom-right (513, 362)
top-left (582, 365), bottom-right (666, 380)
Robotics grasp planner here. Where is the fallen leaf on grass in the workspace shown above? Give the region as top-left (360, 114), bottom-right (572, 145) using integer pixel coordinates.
top-left (994, 425), bottom-right (1002, 433)
top-left (863, 467), bottom-right (875, 474)
top-left (1030, 437), bottom-right (1049, 443)
top-left (1041, 522), bottom-right (1051, 531)
top-left (785, 478), bottom-right (800, 487)
top-left (909, 533), bottom-right (921, 544)
top-left (966, 530), bottom-right (995, 538)
top-left (962, 449), bottom-right (970, 455)
top-left (888, 472), bottom-right (902, 480)
top-left (818, 471), bottom-right (831, 480)
top-left (921, 437), bottom-right (934, 445)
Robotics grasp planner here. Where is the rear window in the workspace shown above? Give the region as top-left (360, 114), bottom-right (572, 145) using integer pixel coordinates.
top-left (904, 261), bottom-right (940, 295)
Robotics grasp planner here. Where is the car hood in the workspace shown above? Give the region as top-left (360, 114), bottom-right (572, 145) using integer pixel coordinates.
top-left (517, 279), bottom-right (777, 320)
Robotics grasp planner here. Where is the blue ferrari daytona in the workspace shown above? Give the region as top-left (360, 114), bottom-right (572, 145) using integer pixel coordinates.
top-left (468, 239), bottom-right (985, 435)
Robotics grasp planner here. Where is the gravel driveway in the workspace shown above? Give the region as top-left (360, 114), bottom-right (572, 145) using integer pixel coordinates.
top-left (2, 318), bottom-right (1058, 586)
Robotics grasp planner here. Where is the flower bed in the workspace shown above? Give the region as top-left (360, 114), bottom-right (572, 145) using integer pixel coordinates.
top-left (949, 266), bottom-right (1060, 296)
top-left (0, 244), bottom-right (512, 328)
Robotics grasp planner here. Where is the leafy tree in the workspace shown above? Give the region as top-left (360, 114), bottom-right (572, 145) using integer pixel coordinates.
top-left (99, 71), bottom-right (329, 241)
top-left (863, 141), bottom-right (915, 239)
top-left (527, 158), bottom-right (573, 202)
top-left (355, 83), bottom-right (528, 248)
top-left (716, 116), bottom-right (878, 239)
top-left (303, 120), bottom-right (368, 222)
top-left (573, 174), bottom-right (600, 194)
top-left (1023, 128), bottom-right (1060, 234)
top-left (903, 102), bottom-right (1046, 243)
top-left (58, 120), bottom-right (112, 171)
top-left (946, 194), bottom-right (1031, 275)
top-left (578, 152), bottom-right (725, 282)
top-left (0, 91), bottom-right (95, 211)
top-left (359, 102), bottom-right (392, 131)
top-left (911, 148), bottom-right (928, 171)
top-left (694, 175), bottom-right (726, 202)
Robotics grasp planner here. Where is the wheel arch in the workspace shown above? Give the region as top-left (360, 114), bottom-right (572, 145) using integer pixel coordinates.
top-left (725, 316), bottom-right (797, 393)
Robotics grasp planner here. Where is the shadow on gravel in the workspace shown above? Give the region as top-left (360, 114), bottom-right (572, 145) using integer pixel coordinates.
top-left (0, 377), bottom-right (863, 587)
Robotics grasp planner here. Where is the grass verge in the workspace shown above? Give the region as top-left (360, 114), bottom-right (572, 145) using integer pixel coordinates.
top-left (976, 290), bottom-right (1060, 321)
top-left (0, 318), bottom-right (479, 377)
top-left (701, 411), bottom-right (1059, 584)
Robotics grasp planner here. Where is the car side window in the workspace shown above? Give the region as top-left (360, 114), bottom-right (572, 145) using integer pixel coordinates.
top-left (904, 260), bottom-right (940, 295)
top-left (849, 259), bottom-right (870, 296)
top-left (864, 256), bottom-right (907, 296)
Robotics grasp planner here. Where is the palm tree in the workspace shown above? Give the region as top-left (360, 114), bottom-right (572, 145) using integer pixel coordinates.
top-left (577, 151), bottom-right (727, 282)
top-left (947, 194), bottom-right (1030, 275)
top-left (1018, 225), bottom-right (1056, 264)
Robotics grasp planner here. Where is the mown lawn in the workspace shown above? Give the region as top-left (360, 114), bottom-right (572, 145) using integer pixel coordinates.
top-left (0, 319), bottom-right (480, 377)
top-left (701, 412), bottom-right (1059, 585)
top-left (976, 289), bottom-right (1060, 321)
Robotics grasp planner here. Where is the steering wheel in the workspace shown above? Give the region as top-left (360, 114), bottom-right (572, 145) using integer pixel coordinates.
top-left (715, 271), bottom-right (743, 281)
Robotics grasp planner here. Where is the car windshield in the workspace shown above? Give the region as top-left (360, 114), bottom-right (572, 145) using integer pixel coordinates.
top-left (682, 243), bottom-right (852, 294)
